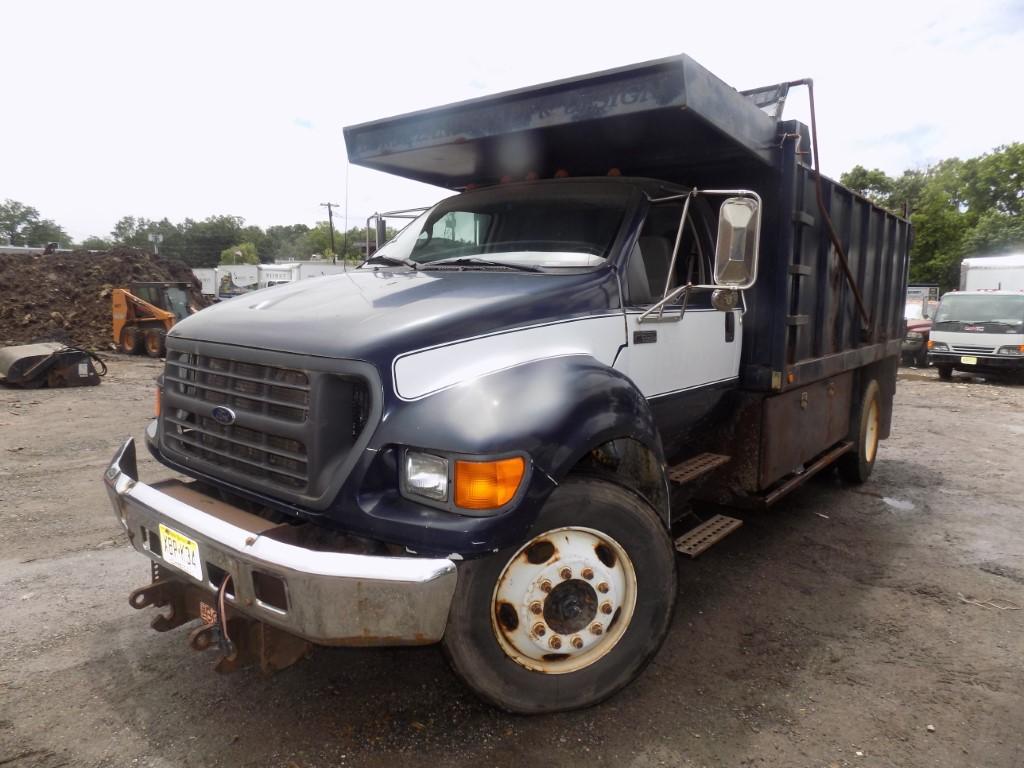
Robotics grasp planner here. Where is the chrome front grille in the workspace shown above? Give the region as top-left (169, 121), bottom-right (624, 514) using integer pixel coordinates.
top-left (951, 345), bottom-right (996, 354)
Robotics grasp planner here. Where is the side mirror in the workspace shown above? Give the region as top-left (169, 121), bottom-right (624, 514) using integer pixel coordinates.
top-left (714, 197), bottom-right (761, 289)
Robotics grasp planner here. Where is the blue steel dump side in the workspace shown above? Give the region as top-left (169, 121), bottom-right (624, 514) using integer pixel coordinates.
top-left (344, 54), bottom-right (911, 394)
top-left (741, 123), bottom-right (912, 392)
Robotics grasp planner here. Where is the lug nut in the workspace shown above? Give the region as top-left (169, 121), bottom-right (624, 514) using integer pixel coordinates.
top-left (571, 636), bottom-right (584, 649)
top-left (581, 567), bottom-right (594, 580)
top-left (597, 582), bottom-right (610, 593)
top-left (560, 567), bottom-right (572, 580)
top-left (529, 601), bottom-right (543, 615)
top-left (549, 636), bottom-right (562, 650)
top-left (590, 623), bottom-right (604, 636)
top-left (601, 602), bottom-right (613, 615)
top-left (533, 623), bottom-right (546, 637)
top-left (540, 580), bottom-right (552, 593)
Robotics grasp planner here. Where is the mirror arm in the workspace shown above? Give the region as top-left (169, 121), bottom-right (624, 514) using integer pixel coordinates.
top-left (660, 191), bottom-right (695, 309)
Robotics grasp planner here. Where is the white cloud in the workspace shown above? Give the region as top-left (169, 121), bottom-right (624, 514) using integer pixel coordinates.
top-left (3, 0), bottom-right (1021, 240)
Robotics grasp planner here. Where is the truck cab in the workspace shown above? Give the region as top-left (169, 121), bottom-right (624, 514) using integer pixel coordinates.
top-left (928, 290), bottom-right (1024, 379)
top-left (104, 54), bottom-right (910, 714)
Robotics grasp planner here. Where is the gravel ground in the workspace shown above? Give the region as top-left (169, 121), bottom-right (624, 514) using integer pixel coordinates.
top-left (1, 358), bottom-right (1022, 768)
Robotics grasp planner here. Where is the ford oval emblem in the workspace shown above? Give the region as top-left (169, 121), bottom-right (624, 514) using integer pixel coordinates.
top-left (210, 406), bottom-right (236, 426)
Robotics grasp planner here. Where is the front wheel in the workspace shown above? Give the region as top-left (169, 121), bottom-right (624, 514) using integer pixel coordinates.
top-left (937, 365), bottom-right (953, 381)
top-left (915, 346), bottom-right (929, 368)
top-left (442, 478), bottom-right (677, 714)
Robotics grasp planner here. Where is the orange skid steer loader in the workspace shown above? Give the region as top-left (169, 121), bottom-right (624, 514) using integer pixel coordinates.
top-left (112, 282), bottom-right (192, 358)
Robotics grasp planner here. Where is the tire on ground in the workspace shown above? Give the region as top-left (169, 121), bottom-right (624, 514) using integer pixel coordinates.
top-left (838, 378), bottom-right (881, 484)
top-left (937, 365), bottom-right (953, 381)
top-left (144, 329), bottom-right (166, 358)
top-left (120, 327), bottom-right (142, 355)
top-left (442, 478), bottom-right (677, 714)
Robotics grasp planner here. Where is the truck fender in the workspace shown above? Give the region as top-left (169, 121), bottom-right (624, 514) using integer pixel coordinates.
top-left (376, 354), bottom-right (668, 526)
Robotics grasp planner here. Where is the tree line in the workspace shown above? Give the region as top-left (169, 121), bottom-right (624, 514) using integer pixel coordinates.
top-left (0, 204), bottom-right (393, 267)
top-left (840, 143), bottom-right (1023, 290)
top-left (3, 142), bottom-right (1022, 287)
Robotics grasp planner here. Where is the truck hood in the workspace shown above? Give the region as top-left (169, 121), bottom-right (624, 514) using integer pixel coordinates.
top-left (169, 267), bottom-right (619, 363)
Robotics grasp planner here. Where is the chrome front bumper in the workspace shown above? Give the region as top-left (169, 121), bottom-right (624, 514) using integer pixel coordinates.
top-left (104, 438), bottom-right (458, 646)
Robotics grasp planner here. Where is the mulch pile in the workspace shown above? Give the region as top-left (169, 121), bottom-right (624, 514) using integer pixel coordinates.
top-left (0, 247), bottom-right (209, 350)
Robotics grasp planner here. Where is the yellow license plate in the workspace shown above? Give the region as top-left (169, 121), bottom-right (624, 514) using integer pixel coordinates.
top-left (158, 524), bottom-right (203, 580)
top-left (960, 356), bottom-right (978, 365)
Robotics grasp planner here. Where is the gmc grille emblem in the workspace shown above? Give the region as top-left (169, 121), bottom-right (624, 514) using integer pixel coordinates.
top-left (210, 406), bottom-right (237, 426)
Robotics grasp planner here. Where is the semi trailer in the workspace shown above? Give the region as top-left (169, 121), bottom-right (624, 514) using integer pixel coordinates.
top-left (104, 54), bottom-right (910, 713)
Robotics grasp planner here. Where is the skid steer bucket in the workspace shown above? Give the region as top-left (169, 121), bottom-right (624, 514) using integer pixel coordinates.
top-left (0, 343), bottom-right (105, 388)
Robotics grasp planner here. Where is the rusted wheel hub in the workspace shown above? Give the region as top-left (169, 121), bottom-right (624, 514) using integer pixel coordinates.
top-left (491, 526), bottom-right (637, 674)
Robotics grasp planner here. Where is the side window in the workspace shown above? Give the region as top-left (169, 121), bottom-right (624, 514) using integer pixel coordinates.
top-left (626, 201), bottom-right (712, 306)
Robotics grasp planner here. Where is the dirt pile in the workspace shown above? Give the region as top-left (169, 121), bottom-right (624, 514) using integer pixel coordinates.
top-left (0, 247), bottom-right (208, 350)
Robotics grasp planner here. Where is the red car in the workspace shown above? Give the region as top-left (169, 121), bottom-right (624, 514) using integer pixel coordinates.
top-left (902, 302), bottom-right (934, 367)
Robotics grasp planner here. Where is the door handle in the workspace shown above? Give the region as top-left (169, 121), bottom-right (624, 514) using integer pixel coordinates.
top-left (725, 312), bottom-right (735, 343)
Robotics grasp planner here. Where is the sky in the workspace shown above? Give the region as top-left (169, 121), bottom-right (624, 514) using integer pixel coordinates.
top-left (4, 0), bottom-right (1023, 242)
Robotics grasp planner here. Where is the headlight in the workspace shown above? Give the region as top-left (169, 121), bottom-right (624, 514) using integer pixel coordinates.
top-left (402, 451), bottom-right (449, 501)
top-left (928, 341), bottom-right (948, 352)
top-left (906, 332), bottom-right (923, 340)
top-left (997, 344), bottom-right (1024, 356)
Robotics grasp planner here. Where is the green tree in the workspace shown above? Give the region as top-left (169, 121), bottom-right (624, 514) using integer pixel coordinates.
top-left (0, 199), bottom-right (70, 247)
top-left (220, 242), bottom-right (259, 264)
top-left (842, 145), bottom-right (1024, 291)
top-left (263, 224), bottom-right (311, 262)
top-left (80, 235), bottom-right (112, 250)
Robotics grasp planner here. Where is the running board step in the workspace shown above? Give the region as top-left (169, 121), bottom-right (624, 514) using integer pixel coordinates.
top-left (674, 514), bottom-right (743, 558)
top-left (668, 453), bottom-right (731, 485)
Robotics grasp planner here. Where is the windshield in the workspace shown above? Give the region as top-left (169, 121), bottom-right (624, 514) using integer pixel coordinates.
top-left (933, 294), bottom-right (1024, 325)
top-left (368, 183), bottom-right (630, 269)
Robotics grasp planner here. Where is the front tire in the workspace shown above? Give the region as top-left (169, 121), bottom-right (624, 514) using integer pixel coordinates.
top-left (442, 478), bottom-right (676, 714)
top-left (937, 365), bottom-right (953, 381)
top-left (120, 327), bottom-right (142, 355)
top-left (144, 329), bottom-right (166, 358)
top-left (915, 346), bottom-right (928, 368)
top-left (838, 378), bottom-right (881, 484)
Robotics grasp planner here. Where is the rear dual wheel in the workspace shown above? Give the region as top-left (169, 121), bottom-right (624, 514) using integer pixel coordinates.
top-left (442, 479), bottom-right (676, 714)
top-left (838, 378), bottom-right (881, 484)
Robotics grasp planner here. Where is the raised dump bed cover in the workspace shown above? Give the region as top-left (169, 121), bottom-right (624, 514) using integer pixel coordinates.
top-left (344, 54), bottom-right (780, 188)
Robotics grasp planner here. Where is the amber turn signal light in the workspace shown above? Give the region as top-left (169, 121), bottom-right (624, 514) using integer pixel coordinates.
top-left (454, 457), bottom-right (525, 510)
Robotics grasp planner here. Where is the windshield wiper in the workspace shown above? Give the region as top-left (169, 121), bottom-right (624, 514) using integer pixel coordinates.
top-left (363, 254), bottom-right (419, 270)
top-left (422, 257), bottom-right (542, 273)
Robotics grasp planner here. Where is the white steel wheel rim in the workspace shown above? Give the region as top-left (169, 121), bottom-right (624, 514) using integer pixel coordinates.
top-left (865, 398), bottom-right (880, 463)
top-left (490, 526), bottom-right (638, 675)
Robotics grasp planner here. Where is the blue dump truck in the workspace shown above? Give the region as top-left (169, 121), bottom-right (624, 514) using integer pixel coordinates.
top-left (104, 55), bottom-right (910, 713)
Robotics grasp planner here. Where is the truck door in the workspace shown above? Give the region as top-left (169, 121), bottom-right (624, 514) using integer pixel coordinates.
top-left (614, 199), bottom-right (742, 446)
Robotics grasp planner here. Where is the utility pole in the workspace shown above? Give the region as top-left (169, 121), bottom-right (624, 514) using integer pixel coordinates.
top-left (320, 202), bottom-right (340, 260)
